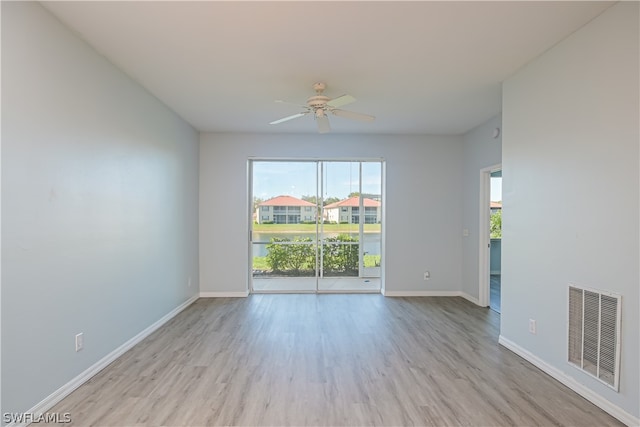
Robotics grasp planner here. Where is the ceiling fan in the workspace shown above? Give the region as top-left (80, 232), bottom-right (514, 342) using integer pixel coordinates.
top-left (269, 82), bottom-right (375, 134)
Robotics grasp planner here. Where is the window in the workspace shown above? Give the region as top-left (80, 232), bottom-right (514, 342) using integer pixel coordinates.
top-left (365, 207), bottom-right (377, 224)
top-left (288, 215), bottom-right (301, 224)
top-left (305, 206), bottom-right (312, 212)
top-left (341, 207), bottom-right (348, 212)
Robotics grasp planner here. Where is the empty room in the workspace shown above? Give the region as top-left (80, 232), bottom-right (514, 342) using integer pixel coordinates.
top-left (2, 1), bottom-right (638, 426)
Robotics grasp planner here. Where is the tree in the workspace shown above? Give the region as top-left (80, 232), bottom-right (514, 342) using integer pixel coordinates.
top-left (303, 195), bottom-right (341, 206)
top-left (301, 195), bottom-right (318, 205)
top-left (253, 196), bottom-right (265, 213)
top-left (323, 196), bottom-right (341, 206)
top-left (490, 209), bottom-right (502, 239)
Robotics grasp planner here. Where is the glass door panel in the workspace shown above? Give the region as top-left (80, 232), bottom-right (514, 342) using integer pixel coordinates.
top-left (361, 161), bottom-right (382, 278)
top-left (251, 161), bottom-right (319, 292)
top-left (318, 161), bottom-right (381, 292)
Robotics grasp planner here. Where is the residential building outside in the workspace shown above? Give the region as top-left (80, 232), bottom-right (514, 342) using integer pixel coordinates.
top-left (257, 195), bottom-right (317, 224)
top-left (324, 196), bottom-right (381, 224)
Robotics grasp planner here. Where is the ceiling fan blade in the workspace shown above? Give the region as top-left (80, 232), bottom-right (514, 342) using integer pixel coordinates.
top-left (317, 115), bottom-right (331, 134)
top-left (327, 94), bottom-right (356, 108)
top-left (270, 113), bottom-right (306, 125)
top-left (332, 109), bottom-right (375, 122)
top-left (275, 99), bottom-right (306, 108)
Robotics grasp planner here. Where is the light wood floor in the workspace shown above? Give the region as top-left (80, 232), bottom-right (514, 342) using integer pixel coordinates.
top-left (47, 295), bottom-right (623, 426)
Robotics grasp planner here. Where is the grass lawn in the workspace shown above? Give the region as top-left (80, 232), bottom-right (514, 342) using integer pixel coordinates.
top-left (253, 223), bottom-right (381, 233)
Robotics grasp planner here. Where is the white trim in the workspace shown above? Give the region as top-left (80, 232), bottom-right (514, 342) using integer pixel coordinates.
top-left (459, 291), bottom-right (480, 305)
top-left (383, 291), bottom-right (481, 306)
top-left (200, 291), bottom-right (249, 298)
top-left (248, 156), bottom-right (385, 162)
top-left (247, 160), bottom-right (254, 294)
top-left (499, 335), bottom-right (639, 427)
top-left (383, 290), bottom-right (461, 297)
top-left (7, 295), bottom-right (199, 427)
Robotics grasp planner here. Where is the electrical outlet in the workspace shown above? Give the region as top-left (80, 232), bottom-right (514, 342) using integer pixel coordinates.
top-left (424, 271), bottom-right (431, 280)
top-left (75, 333), bottom-right (84, 352)
top-left (528, 319), bottom-right (537, 335)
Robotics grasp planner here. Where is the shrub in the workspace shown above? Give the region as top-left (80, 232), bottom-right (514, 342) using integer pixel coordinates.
top-left (265, 234), bottom-right (360, 275)
top-left (322, 234), bottom-right (359, 274)
top-left (266, 236), bottom-right (315, 274)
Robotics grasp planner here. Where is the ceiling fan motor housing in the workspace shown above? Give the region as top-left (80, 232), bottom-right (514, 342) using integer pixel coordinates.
top-left (308, 82), bottom-right (330, 113)
top-left (307, 95), bottom-right (330, 109)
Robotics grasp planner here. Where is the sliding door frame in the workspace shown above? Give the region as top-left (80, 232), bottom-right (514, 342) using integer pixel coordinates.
top-left (247, 157), bottom-right (385, 294)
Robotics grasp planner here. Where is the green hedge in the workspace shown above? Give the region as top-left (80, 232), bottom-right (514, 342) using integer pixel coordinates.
top-left (265, 234), bottom-right (359, 274)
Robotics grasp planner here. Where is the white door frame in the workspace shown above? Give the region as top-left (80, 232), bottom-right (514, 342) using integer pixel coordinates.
top-left (247, 158), bottom-right (385, 294)
top-left (478, 163), bottom-right (501, 307)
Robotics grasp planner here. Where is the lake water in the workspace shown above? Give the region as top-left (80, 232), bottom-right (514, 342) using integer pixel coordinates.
top-left (252, 232), bottom-right (381, 257)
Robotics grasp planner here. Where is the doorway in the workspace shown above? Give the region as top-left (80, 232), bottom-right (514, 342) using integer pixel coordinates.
top-left (489, 170), bottom-right (502, 312)
top-left (249, 159), bottom-right (384, 293)
top-left (479, 164), bottom-right (501, 309)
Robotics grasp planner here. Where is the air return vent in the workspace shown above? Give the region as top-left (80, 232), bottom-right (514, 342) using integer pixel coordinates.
top-left (568, 284), bottom-right (621, 391)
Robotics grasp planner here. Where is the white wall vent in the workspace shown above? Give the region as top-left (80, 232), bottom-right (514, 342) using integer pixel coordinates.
top-left (568, 284), bottom-right (621, 391)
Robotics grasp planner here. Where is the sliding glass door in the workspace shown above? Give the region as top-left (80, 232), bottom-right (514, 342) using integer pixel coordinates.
top-left (250, 159), bottom-right (383, 293)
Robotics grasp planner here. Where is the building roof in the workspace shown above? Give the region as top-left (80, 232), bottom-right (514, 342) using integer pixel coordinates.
top-left (324, 196), bottom-right (381, 209)
top-left (490, 201), bottom-right (502, 209)
top-left (259, 195), bottom-right (316, 207)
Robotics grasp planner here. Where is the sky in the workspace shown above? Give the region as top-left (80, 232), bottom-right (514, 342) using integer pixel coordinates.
top-left (253, 160), bottom-right (502, 202)
top-left (253, 161), bottom-right (382, 201)
top-left (491, 176), bottom-right (503, 202)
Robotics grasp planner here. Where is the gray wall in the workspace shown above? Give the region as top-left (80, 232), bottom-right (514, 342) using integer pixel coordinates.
top-left (1, 2), bottom-right (200, 415)
top-left (502, 2), bottom-right (639, 418)
top-left (461, 116), bottom-right (502, 299)
top-left (200, 133), bottom-right (464, 295)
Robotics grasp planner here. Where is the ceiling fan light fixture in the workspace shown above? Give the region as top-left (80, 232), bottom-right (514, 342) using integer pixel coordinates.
top-left (270, 82), bottom-right (375, 133)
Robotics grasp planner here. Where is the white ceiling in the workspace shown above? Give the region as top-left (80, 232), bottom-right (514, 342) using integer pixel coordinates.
top-left (43, 1), bottom-right (613, 135)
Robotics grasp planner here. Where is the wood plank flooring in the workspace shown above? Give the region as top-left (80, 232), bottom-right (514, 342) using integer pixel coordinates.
top-left (46, 295), bottom-right (623, 426)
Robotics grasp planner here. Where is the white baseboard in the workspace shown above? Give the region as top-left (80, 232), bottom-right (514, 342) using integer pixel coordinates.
top-left (200, 291), bottom-right (249, 298)
top-left (459, 291), bottom-right (480, 305)
top-left (383, 290), bottom-right (461, 297)
top-left (498, 335), bottom-right (639, 427)
top-left (383, 290), bottom-right (482, 306)
top-left (8, 295), bottom-right (199, 427)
